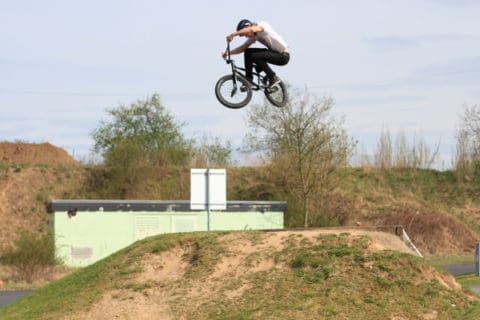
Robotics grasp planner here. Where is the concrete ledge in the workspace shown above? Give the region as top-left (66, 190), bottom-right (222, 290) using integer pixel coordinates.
top-left (48, 200), bottom-right (287, 213)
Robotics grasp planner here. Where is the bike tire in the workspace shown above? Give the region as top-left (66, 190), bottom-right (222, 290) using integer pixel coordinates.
top-left (215, 74), bottom-right (252, 109)
top-left (265, 81), bottom-right (288, 108)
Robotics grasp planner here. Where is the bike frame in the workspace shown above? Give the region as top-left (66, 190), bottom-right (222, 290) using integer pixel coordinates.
top-left (217, 42), bottom-right (286, 108)
top-left (224, 43), bottom-right (268, 91)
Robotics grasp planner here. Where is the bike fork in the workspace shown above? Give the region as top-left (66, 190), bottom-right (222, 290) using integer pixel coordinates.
top-left (232, 72), bottom-right (240, 88)
top-left (229, 73), bottom-right (239, 97)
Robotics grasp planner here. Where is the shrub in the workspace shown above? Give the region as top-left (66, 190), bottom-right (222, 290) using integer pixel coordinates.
top-left (0, 230), bottom-right (58, 283)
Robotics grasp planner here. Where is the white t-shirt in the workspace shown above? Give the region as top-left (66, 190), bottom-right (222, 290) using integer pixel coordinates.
top-left (244, 21), bottom-right (289, 53)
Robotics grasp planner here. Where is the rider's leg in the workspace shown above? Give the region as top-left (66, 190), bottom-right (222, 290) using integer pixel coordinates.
top-left (249, 50), bottom-right (290, 84)
top-left (244, 48), bottom-right (269, 82)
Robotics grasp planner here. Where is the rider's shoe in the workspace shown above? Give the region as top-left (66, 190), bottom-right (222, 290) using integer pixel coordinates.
top-left (268, 75), bottom-right (281, 88)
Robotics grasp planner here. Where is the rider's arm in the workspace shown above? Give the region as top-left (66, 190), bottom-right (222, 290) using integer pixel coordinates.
top-left (222, 24), bottom-right (264, 59)
top-left (227, 25), bottom-right (264, 42)
top-left (229, 39), bottom-right (254, 55)
top-left (222, 38), bottom-right (254, 59)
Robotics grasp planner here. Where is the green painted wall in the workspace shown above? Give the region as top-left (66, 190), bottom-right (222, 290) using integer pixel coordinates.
top-left (53, 210), bottom-right (283, 267)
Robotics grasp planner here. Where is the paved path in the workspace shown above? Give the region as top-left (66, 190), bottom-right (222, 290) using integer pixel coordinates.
top-left (0, 290), bottom-right (33, 308)
top-left (441, 264), bottom-right (475, 276)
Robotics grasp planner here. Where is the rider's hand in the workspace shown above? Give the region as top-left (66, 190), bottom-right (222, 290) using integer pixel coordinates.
top-left (226, 34), bottom-right (234, 43)
top-left (221, 52), bottom-right (227, 60)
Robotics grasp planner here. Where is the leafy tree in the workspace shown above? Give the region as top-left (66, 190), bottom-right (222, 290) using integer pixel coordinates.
top-left (243, 88), bottom-right (355, 227)
top-left (92, 94), bottom-right (192, 167)
top-left (91, 94), bottom-right (192, 198)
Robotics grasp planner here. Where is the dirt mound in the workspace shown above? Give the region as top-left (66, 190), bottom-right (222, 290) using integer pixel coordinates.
top-left (61, 230), bottom-right (471, 320)
top-left (0, 142), bottom-right (77, 165)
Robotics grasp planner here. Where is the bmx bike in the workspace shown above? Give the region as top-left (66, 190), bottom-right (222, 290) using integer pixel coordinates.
top-left (215, 43), bottom-right (288, 109)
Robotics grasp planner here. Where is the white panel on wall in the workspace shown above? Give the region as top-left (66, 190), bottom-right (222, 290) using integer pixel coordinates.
top-left (172, 216), bottom-right (197, 233)
top-left (134, 215), bottom-right (161, 240)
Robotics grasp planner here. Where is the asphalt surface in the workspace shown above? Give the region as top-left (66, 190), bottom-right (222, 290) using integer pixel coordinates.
top-left (441, 264), bottom-right (476, 276)
top-left (0, 290), bottom-right (33, 308)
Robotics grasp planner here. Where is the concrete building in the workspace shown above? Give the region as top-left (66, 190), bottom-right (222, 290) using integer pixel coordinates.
top-left (49, 200), bottom-right (286, 267)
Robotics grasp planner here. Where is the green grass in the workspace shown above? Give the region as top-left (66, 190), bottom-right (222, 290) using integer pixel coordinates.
top-left (427, 254), bottom-right (475, 267)
top-left (336, 167), bottom-right (480, 210)
top-left (457, 274), bottom-right (480, 288)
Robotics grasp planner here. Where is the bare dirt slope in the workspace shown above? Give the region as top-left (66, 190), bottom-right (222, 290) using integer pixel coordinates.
top-left (0, 142), bottom-right (80, 250)
top-left (0, 167), bottom-right (58, 249)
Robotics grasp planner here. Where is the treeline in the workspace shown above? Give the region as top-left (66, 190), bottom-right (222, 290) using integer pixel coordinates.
top-left (84, 89), bottom-right (354, 228)
top-left (84, 92), bottom-right (480, 227)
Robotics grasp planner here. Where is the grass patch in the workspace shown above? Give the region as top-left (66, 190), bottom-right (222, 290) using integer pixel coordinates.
top-left (457, 274), bottom-right (480, 288)
top-left (427, 254), bottom-right (475, 267)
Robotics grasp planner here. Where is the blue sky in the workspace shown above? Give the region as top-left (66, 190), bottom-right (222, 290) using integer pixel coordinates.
top-left (1, 0), bottom-right (479, 167)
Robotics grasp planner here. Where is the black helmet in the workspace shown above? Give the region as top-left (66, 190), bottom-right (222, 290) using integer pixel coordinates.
top-left (236, 19), bottom-right (252, 31)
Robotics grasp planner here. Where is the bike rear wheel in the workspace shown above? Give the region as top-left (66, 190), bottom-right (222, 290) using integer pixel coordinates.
top-left (215, 74), bottom-right (252, 109)
top-left (265, 81), bottom-right (288, 107)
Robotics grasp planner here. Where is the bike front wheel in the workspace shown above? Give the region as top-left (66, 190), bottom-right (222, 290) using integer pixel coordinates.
top-left (265, 81), bottom-right (288, 107)
top-left (215, 74), bottom-right (252, 109)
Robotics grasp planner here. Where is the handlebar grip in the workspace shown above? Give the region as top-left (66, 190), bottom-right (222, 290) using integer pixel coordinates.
top-left (226, 42), bottom-right (231, 60)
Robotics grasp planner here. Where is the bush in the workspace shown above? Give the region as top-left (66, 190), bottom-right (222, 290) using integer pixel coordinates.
top-left (0, 230), bottom-right (58, 283)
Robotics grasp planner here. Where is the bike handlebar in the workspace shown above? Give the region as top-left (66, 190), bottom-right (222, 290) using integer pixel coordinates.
top-left (225, 42), bottom-right (232, 64)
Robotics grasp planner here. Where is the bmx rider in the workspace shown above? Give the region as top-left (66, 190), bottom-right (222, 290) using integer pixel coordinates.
top-left (222, 19), bottom-right (290, 88)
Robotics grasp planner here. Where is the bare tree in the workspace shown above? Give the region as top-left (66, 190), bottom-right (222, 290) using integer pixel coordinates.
top-left (375, 126), bottom-right (392, 168)
top-left (243, 87), bottom-right (355, 227)
top-left (373, 127), bottom-right (439, 169)
top-left (192, 133), bottom-right (233, 168)
top-left (455, 104), bottom-right (480, 179)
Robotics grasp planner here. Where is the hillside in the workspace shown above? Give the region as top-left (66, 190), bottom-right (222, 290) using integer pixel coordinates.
top-left (334, 168), bottom-right (480, 255)
top-left (1, 142), bottom-right (480, 258)
top-left (1, 230), bottom-right (479, 320)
